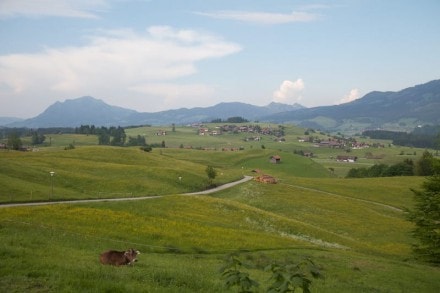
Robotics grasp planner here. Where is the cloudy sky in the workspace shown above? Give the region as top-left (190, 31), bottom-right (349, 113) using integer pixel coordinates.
top-left (1, 0), bottom-right (439, 118)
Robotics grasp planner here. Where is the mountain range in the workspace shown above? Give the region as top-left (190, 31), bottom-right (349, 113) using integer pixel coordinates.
top-left (263, 79), bottom-right (440, 132)
top-left (2, 79), bottom-right (440, 133)
top-left (4, 97), bottom-right (303, 128)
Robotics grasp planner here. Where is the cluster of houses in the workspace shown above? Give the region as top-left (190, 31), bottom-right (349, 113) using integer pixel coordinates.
top-left (0, 143), bottom-right (34, 151)
top-left (298, 136), bottom-right (383, 150)
top-left (155, 130), bottom-right (167, 136)
top-left (335, 155), bottom-right (358, 162)
top-left (197, 124), bottom-right (283, 137)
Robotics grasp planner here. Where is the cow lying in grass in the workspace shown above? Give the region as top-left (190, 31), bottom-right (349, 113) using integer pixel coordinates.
top-left (99, 248), bottom-right (140, 266)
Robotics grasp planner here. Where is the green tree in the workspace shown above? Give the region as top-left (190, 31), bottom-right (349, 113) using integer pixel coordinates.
top-left (415, 150), bottom-right (435, 176)
top-left (31, 131), bottom-right (46, 145)
top-left (407, 175), bottom-right (440, 264)
top-left (367, 164), bottom-right (388, 177)
top-left (98, 132), bottom-right (110, 145)
top-left (127, 135), bottom-right (146, 146)
top-left (7, 132), bottom-right (22, 150)
top-left (226, 116), bottom-right (248, 123)
top-left (277, 125), bottom-right (285, 137)
top-left (140, 145), bottom-right (152, 152)
top-left (206, 165), bottom-right (217, 186)
top-left (110, 126), bottom-right (126, 146)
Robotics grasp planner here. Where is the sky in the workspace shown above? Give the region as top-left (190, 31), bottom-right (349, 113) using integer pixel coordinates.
top-left (1, 0), bottom-right (439, 118)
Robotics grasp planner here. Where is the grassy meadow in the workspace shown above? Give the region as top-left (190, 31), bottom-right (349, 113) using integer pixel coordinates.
top-left (1, 124), bottom-right (439, 292)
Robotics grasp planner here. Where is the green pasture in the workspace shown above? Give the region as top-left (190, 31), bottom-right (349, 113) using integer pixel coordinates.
top-left (0, 145), bottom-right (331, 203)
top-left (1, 184), bottom-right (439, 292)
top-left (0, 146), bottom-right (237, 203)
top-left (1, 124), bottom-right (439, 292)
top-left (8, 123), bottom-right (429, 179)
top-left (18, 133), bottom-right (98, 147)
top-left (213, 180), bottom-right (415, 257)
top-left (125, 124), bottom-right (289, 150)
top-left (126, 124), bottom-right (430, 178)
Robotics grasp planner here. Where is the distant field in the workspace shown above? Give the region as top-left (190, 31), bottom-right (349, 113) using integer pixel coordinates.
top-left (0, 143), bottom-right (330, 203)
top-left (1, 124), bottom-right (439, 292)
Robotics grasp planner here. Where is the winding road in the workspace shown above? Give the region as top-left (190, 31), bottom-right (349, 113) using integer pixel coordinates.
top-left (0, 176), bottom-right (254, 208)
top-left (0, 176), bottom-right (401, 213)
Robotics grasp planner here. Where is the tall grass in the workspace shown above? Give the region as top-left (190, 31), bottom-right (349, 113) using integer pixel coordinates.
top-left (1, 190), bottom-right (439, 292)
top-left (213, 181), bottom-right (414, 257)
top-left (1, 127), bottom-right (439, 291)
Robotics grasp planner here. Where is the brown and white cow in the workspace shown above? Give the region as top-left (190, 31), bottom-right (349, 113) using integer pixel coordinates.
top-left (99, 248), bottom-right (140, 266)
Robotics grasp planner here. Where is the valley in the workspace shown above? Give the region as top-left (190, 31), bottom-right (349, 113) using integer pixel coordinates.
top-left (0, 123), bottom-right (439, 292)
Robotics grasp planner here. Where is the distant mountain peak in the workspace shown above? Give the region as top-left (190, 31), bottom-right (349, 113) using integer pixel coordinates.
top-left (9, 96), bottom-right (138, 128)
top-left (3, 80), bottom-right (439, 129)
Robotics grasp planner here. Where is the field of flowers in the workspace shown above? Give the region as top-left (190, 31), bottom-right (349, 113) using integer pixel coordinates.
top-left (1, 182), bottom-right (440, 292)
top-left (1, 127), bottom-right (439, 291)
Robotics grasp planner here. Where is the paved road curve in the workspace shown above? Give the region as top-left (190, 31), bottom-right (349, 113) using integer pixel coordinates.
top-left (0, 176), bottom-right (254, 208)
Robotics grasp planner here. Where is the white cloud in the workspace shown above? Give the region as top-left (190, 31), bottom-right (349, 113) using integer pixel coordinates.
top-left (272, 79), bottom-right (305, 104)
top-left (195, 10), bottom-right (319, 25)
top-left (0, 26), bottom-right (241, 116)
top-left (129, 83), bottom-right (216, 110)
top-left (338, 88), bottom-right (361, 104)
top-left (0, 0), bottom-right (111, 19)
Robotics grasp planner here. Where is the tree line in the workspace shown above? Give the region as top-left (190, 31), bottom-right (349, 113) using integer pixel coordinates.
top-left (210, 116), bottom-right (249, 123)
top-left (346, 150), bottom-right (440, 178)
top-left (363, 125), bottom-right (440, 149)
top-left (75, 125), bottom-right (151, 147)
top-left (2, 125), bottom-right (155, 150)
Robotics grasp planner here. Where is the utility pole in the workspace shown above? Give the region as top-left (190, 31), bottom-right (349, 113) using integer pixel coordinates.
top-left (50, 171), bottom-right (55, 200)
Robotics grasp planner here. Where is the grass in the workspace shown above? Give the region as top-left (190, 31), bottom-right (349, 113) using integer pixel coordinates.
top-left (0, 145), bottom-right (330, 203)
top-left (1, 190), bottom-right (439, 292)
top-left (1, 124), bottom-right (439, 292)
top-left (212, 181), bottom-right (414, 257)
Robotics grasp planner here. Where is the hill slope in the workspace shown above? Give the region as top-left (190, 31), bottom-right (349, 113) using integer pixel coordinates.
top-left (263, 79), bottom-right (440, 132)
top-left (11, 96), bottom-right (138, 128)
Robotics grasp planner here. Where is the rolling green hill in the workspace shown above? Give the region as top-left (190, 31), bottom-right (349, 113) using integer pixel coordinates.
top-left (1, 177), bottom-right (439, 292)
top-left (1, 126), bottom-right (439, 292)
top-left (0, 143), bottom-right (331, 203)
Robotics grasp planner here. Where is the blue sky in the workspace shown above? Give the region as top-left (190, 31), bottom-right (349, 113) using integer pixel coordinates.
top-left (1, 0), bottom-right (439, 118)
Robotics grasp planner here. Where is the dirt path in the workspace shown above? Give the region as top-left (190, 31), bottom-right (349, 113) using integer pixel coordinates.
top-left (183, 176), bottom-right (253, 195)
top-left (0, 176), bottom-right (254, 208)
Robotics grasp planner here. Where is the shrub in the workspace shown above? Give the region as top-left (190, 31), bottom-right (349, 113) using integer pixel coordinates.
top-left (140, 145), bottom-right (152, 152)
top-left (220, 253), bottom-right (323, 293)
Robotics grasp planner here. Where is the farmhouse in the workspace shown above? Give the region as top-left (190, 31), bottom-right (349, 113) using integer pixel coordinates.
top-left (270, 155), bottom-right (281, 164)
top-left (317, 141), bottom-right (344, 148)
top-left (198, 128), bottom-right (209, 135)
top-left (252, 170), bottom-right (277, 184)
top-left (336, 155), bottom-right (358, 162)
top-left (155, 130), bottom-right (167, 136)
